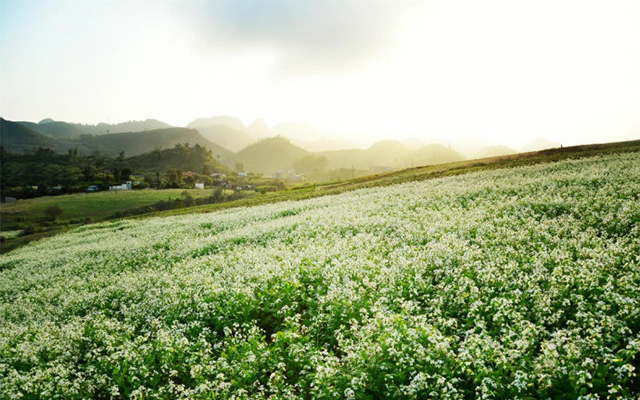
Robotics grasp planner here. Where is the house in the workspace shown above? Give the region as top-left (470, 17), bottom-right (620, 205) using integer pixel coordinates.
top-left (183, 171), bottom-right (198, 178)
top-left (237, 171), bottom-right (248, 178)
top-left (109, 181), bottom-right (132, 191)
top-left (86, 185), bottom-right (99, 192)
top-left (210, 172), bottom-right (226, 179)
top-left (194, 183), bottom-right (205, 189)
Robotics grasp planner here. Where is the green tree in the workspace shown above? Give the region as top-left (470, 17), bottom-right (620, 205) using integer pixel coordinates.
top-left (44, 205), bottom-right (63, 220)
top-left (165, 169), bottom-right (183, 188)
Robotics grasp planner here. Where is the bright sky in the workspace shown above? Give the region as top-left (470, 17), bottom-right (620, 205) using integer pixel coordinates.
top-left (1, 0), bottom-right (639, 147)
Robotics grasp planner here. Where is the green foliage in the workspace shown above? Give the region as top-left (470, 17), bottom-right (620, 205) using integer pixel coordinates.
top-left (1, 142), bottom-right (231, 200)
top-left (1, 153), bottom-right (640, 398)
top-left (43, 204), bottom-right (63, 220)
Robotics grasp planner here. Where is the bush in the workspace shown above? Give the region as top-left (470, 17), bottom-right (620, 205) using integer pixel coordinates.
top-left (19, 224), bottom-right (44, 236)
top-left (44, 205), bottom-right (63, 220)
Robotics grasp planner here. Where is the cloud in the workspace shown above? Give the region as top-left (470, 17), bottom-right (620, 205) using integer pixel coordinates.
top-left (177, 0), bottom-right (422, 77)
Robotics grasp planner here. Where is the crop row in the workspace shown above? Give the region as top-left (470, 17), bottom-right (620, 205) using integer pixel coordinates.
top-left (1, 153), bottom-right (639, 399)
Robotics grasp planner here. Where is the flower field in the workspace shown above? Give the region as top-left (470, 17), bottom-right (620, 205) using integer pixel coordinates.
top-left (1, 153), bottom-right (639, 399)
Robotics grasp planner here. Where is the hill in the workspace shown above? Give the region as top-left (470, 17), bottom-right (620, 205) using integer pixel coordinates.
top-left (102, 119), bottom-right (172, 134)
top-left (188, 116), bottom-right (246, 132)
top-left (1, 145), bottom-right (639, 398)
top-left (319, 141), bottom-right (465, 170)
top-left (1, 119), bottom-right (235, 163)
top-left (479, 145), bottom-right (518, 158)
top-left (412, 143), bottom-right (465, 165)
top-left (0, 118), bottom-right (61, 153)
top-left (191, 124), bottom-right (255, 152)
top-left (521, 137), bottom-right (559, 152)
top-left (126, 143), bottom-right (230, 175)
top-left (16, 118), bottom-right (172, 137)
top-left (17, 120), bottom-right (86, 138)
top-left (235, 136), bottom-right (309, 173)
top-left (85, 128), bottom-right (234, 160)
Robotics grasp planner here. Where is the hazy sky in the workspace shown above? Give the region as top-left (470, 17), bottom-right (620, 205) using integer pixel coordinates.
top-left (1, 0), bottom-right (639, 147)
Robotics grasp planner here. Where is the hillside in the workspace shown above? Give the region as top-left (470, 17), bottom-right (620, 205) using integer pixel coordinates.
top-left (16, 120), bottom-right (86, 138)
top-left (411, 143), bottom-right (465, 165)
top-left (0, 118), bottom-right (61, 153)
top-left (1, 119), bottom-right (235, 163)
top-left (235, 136), bottom-right (309, 173)
top-left (125, 143), bottom-right (230, 174)
top-left (85, 128), bottom-right (234, 160)
top-left (17, 118), bottom-right (172, 137)
top-left (320, 141), bottom-right (465, 170)
top-left (188, 116), bottom-right (246, 132)
top-left (191, 124), bottom-right (255, 152)
top-left (1, 147), bottom-right (639, 398)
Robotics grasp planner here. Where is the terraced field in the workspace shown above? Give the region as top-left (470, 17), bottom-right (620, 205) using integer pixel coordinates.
top-left (1, 152), bottom-right (639, 399)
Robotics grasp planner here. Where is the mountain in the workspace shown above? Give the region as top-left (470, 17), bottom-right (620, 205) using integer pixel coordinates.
top-left (411, 144), bottom-right (465, 166)
top-left (188, 116), bottom-right (246, 132)
top-left (449, 136), bottom-right (490, 159)
top-left (235, 136), bottom-right (309, 173)
top-left (107, 119), bottom-right (171, 133)
top-left (521, 137), bottom-right (559, 152)
top-left (367, 140), bottom-right (411, 166)
top-left (17, 119), bottom-right (172, 137)
top-left (0, 118), bottom-right (61, 153)
top-left (1, 119), bottom-right (234, 164)
top-left (301, 138), bottom-right (357, 152)
top-left (17, 120), bottom-right (85, 138)
top-left (86, 128), bottom-right (234, 161)
top-left (319, 141), bottom-right (464, 170)
top-left (125, 143), bottom-right (230, 175)
top-left (247, 119), bottom-right (270, 138)
top-left (192, 124), bottom-right (255, 152)
top-left (271, 123), bottom-right (324, 145)
top-left (479, 145), bottom-right (518, 158)
top-left (188, 116), bottom-right (255, 152)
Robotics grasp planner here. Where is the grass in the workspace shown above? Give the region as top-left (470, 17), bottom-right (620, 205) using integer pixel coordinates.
top-left (2, 138), bottom-right (639, 254)
top-left (2, 151), bottom-right (639, 398)
top-left (0, 188), bottom-right (224, 227)
top-left (151, 139), bottom-right (640, 219)
top-left (0, 189), bottom-right (229, 253)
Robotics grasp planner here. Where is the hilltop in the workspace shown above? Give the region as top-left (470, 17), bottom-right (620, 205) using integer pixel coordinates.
top-left (17, 118), bottom-right (172, 137)
top-left (235, 136), bottom-right (309, 174)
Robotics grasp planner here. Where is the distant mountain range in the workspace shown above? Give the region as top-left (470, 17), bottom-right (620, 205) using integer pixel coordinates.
top-left (16, 118), bottom-right (172, 138)
top-left (1, 115), bottom-right (563, 176)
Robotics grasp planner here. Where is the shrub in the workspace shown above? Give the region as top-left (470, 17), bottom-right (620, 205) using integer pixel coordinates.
top-left (43, 205), bottom-right (63, 220)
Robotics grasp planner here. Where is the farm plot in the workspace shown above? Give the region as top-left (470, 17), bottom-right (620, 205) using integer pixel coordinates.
top-left (1, 153), bottom-right (639, 399)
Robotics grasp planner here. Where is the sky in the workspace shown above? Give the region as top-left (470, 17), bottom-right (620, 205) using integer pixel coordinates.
top-left (1, 0), bottom-right (639, 148)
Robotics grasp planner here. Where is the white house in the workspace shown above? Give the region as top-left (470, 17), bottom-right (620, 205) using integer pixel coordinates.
top-left (109, 181), bottom-right (132, 191)
top-left (194, 183), bottom-right (205, 189)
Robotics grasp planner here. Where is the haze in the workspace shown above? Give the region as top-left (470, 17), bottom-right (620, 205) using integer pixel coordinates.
top-left (1, 0), bottom-right (639, 148)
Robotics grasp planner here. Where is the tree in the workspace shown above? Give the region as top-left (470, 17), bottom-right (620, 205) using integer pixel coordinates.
top-left (165, 169), bottom-right (183, 188)
top-left (120, 167), bottom-right (132, 182)
top-left (44, 205), bottom-right (63, 220)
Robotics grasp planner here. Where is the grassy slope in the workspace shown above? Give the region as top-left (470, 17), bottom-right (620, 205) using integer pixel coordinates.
top-left (151, 139), bottom-right (640, 219)
top-left (0, 189), bottom-right (225, 227)
top-left (1, 151), bottom-right (639, 398)
top-left (2, 139), bottom-right (639, 253)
